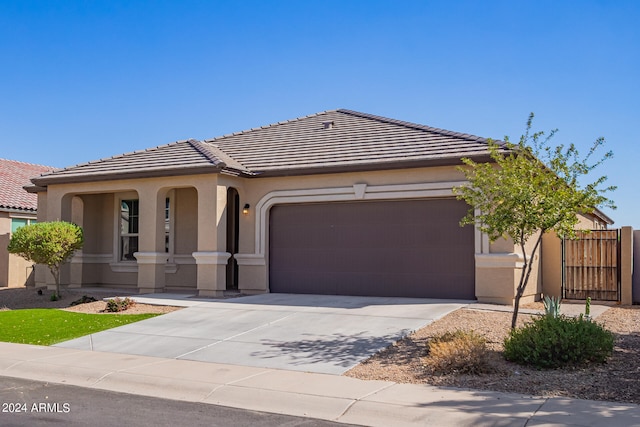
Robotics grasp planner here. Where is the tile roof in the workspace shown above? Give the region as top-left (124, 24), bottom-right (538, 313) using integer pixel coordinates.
top-left (206, 109), bottom-right (496, 175)
top-left (32, 110), bottom-right (501, 185)
top-left (0, 159), bottom-right (56, 212)
top-left (32, 139), bottom-right (245, 185)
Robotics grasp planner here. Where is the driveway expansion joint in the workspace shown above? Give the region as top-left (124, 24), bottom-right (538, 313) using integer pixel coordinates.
top-left (336, 381), bottom-right (396, 420)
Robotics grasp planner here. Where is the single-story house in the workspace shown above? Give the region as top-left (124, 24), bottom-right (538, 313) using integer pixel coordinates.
top-left (0, 158), bottom-right (56, 287)
top-left (27, 110), bottom-right (612, 304)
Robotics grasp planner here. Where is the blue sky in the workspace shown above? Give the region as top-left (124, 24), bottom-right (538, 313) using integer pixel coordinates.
top-left (1, 1), bottom-right (637, 227)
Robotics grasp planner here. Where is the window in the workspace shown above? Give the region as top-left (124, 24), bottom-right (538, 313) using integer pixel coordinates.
top-left (120, 200), bottom-right (139, 261)
top-left (119, 198), bottom-right (170, 261)
top-left (11, 218), bottom-right (36, 233)
top-left (165, 197), bottom-right (170, 253)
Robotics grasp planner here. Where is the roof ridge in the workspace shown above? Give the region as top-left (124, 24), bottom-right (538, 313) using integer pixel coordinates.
top-left (336, 109), bottom-right (491, 143)
top-left (187, 139), bottom-right (226, 167)
top-left (204, 110), bottom-right (339, 143)
top-left (0, 158), bottom-right (56, 170)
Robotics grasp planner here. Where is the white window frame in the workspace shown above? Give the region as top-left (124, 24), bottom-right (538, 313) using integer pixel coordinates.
top-left (10, 216), bottom-right (37, 234)
top-left (119, 199), bottom-right (139, 262)
top-left (111, 192), bottom-right (175, 272)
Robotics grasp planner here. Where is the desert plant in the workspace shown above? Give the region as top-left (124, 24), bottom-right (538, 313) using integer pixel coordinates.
top-left (425, 330), bottom-right (492, 374)
top-left (105, 297), bottom-right (136, 313)
top-left (503, 315), bottom-right (614, 369)
top-left (585, 297), bottom-right (592, 318)
top-left (543, 296), bottom-right (562, 318)
top-left (454, 114), bottom-right (615, 329)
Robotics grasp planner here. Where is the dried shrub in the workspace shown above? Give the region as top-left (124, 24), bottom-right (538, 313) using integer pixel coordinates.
top-left (425, 330), bottom-right (492, 375)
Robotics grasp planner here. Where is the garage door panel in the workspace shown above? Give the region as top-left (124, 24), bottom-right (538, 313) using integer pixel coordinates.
top-left (269, 199), bottom-right (475, 299)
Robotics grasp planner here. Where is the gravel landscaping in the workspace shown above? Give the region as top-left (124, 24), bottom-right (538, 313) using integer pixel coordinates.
top-left (346, 302), bottom-right (640, 405)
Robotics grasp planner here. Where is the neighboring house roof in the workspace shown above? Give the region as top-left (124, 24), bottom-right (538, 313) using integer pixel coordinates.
top-left (588, 208), bottom-right (615, 226)
top-left (0, 159), bottom-right (56, 212)
top-left (30, 109), bottom-right (500, 186)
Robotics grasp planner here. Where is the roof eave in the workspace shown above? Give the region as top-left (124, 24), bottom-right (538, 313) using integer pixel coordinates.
top-left (589, 208), bottom-right (615, 226)
top-left (31, 165), bottom-right (225, 187)
top-left (0, 206), bottom-right (38, 214)
top-left (24, 184), bottom-right (47, 194)
top-left (243, 154), bottom-right (495, 178)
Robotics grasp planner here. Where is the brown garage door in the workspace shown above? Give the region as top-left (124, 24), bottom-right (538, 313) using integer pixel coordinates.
top-left (269, 199), bottom-right (475, 299)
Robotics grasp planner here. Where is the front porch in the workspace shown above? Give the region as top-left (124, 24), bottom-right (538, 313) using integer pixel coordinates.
top-left (35, 174), bottom-right (257, 297)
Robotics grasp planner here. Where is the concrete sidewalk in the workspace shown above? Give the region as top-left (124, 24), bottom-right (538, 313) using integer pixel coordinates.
top-left (1, 342), bottom-right (638, 426)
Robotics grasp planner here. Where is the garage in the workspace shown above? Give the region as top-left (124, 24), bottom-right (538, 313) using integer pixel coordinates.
top-left (268, 198), bottom-right (475, 299)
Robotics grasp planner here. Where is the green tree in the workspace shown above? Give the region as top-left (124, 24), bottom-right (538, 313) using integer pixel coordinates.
top-left (8, 221), bottom-right (84, 298)
top-left (454, 114), bottom-right (615, 329)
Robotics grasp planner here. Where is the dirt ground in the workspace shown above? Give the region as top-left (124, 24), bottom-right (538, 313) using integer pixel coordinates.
top-left (0, 286), bottom-right (181, 315)
top-left (347, 303), bottom-right (640, 405)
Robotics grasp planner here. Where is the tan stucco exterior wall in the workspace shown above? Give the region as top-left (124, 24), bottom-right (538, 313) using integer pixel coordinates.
top-left (474, 233), bottom-right (542, 306)
top-left (36, 164), bottom-right (583, 305)
top-left (0, 213), bottom-right (10, 287)
top-left (0, 211), bottom-right (37, 288)
top-left (620, 226), bottom-right (633, 305)
top-left (37, 175), bottom-right (220, 291)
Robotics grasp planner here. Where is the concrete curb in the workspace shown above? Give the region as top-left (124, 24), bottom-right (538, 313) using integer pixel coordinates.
top-left (1, 342), bottom-right (639, 426)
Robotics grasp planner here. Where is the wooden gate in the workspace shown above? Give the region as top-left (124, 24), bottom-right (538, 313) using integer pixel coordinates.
top-left (563, 230), bottom-right (620, 301)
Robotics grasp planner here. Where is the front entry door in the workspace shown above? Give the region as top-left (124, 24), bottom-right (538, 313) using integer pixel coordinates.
top-left (226, 188), bottom-right (240, 290)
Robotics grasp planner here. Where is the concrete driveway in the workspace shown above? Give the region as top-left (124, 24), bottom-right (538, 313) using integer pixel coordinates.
top-left (55, 294), bottom-right (469, 375)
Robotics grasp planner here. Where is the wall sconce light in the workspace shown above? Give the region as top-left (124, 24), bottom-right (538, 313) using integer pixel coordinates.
top-left (243, 204), bottom-right (250, 215)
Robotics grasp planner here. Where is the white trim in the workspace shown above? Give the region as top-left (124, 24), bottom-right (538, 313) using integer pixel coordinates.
top-left (8, 213), bottom-right (38, 219)
top-left (473, 208), bottom-right (491, 255)
top-left (72, 253), bottom-right (112, 264)
top-left (252, 180), bottom-right (467, 257)
top-left (192, 251), bottom-right (231, 265)
top-left (173, 254), bottom-right (196, 265)
top-left (134, 252), bottom-right (169, 264)
top-left (353, 183), bottom-right (367, 199)
top-left (108, 261), bottom-right (179, 274)
top-left (109, 262), bottom-right (138, 273)
top-left (475, 253), bottom-right (524, 269)
top-left (234, 254), bottom-right (266, 266)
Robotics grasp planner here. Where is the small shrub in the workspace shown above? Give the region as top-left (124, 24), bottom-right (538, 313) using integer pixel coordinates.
top-left (503, 315), bottom-right (614, 369)
top-left (70, 296), bottom-right (98, 306)
top-left (425, 330), bottom-right (492, 374)
top-left (105, 297), bottom-right (136, 313)
top-left (50, 293), bottom-right (59, 301)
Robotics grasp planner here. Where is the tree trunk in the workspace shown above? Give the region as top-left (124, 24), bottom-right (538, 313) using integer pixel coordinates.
top-left (510, 234), bottom-right (543, 329)
top-left (51, 266), bottom-right (61, 299)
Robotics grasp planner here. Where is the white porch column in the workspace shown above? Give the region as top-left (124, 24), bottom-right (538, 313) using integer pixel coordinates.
top-left (193, 178), bottom-right (229, 297)
top-left (135, 184), bottom-right (168, 293)
top-left (134, 252), bottom-right (168, 293)
top-left (193, 252), bottom-right (231, 297)
top-left (68, 195), bottom-right (84, 288)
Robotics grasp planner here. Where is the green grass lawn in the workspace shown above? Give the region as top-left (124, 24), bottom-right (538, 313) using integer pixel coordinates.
top-left (0, 309), bottom-right (159, 345)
